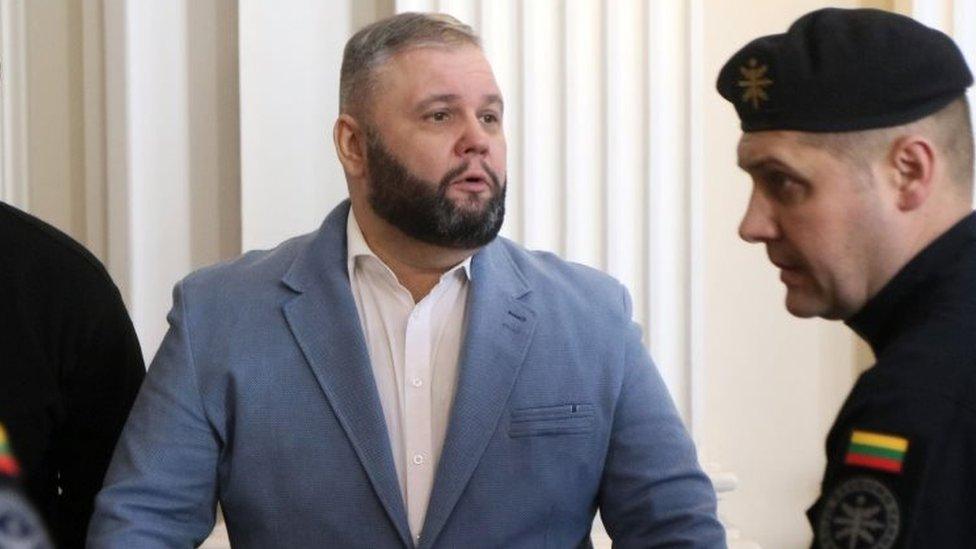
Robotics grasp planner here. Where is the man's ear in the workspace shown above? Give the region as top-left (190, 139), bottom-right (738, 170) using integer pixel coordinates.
top-left (889, 135), bottom-right (936, 212)
top-left (334, 114), bottom-right (368, 179)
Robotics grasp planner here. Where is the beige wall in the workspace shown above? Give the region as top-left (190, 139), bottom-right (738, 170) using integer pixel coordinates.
top-left (20, 0), bottom-right (241, 307)
top-left (700, 1), bottom-right (890, 547)
top-left (25, 0), bottom-right (86, 240)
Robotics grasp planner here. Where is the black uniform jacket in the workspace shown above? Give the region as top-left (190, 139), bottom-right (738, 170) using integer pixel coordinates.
top-left (0, 202), bottom-right (144, 548)
top-left (809, 212), bottom-right (976, 548)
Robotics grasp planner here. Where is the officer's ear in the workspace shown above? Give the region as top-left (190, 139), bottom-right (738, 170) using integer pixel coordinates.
top-left (888, 134), bottom-right (935, 212)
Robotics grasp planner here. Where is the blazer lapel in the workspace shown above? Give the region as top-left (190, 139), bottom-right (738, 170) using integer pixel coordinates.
top-left (281, 202), bottom-right (412, 547)
top-left (419, 240), bottom-right (538, 548)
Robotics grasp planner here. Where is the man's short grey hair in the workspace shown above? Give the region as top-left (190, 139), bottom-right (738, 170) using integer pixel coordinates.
top-left (340, 12), bottom-right (481, 118)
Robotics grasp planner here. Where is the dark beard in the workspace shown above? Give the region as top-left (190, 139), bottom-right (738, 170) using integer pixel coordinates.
top-left (364, 131), bottom-right (506, 250)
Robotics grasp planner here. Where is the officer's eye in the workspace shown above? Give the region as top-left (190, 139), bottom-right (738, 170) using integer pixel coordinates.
top-left (761, 171), bottom-right (806, 203)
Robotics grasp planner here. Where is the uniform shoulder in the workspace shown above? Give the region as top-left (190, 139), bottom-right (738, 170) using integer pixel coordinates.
top-left (0, 201), bottom-right (117, 290)
top-left (858, 341), bottom-right (976, 420)
top-left (495, 238), bottom-right (630, 320)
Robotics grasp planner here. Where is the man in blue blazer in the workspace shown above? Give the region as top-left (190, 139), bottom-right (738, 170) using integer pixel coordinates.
top-left (89, 12), bottom-right (723, 548)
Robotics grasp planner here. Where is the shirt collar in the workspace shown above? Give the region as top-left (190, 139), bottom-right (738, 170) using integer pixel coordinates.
top-left (346, 209), bottom-right (473, 283)
top-left (846, 211), bottom-right (976, 354)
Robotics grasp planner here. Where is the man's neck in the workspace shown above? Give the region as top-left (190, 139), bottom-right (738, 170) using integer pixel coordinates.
top-left (352, 202), bottom-right (476, 303)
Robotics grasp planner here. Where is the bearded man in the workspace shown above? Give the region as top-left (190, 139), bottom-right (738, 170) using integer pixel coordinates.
top-left (89, 13), bottom-right (723, 548)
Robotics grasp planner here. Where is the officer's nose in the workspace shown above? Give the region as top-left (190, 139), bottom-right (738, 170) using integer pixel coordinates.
top-left (738, 188), bottom-right (779, 243)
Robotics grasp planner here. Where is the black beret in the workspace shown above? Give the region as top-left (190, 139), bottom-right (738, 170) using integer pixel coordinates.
top-left (716, 8), bottom-right (973, 132)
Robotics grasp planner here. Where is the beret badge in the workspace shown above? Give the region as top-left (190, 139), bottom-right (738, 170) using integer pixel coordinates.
top-left (738, 58), bottom-right (773, 110)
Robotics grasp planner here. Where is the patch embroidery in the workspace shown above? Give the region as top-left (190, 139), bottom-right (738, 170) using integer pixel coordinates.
top-left (737, 58), bottom-right (773, 109)
top-left (818, 476), bottom-right (900, 549)
top-left (845, 430), bottom-right (908, 474)
top-left (0, 425), bottom-right (19, 477)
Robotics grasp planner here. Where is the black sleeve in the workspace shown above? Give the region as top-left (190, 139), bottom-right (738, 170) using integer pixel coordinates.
top-left (53, 283), bottom-right (145, 549)
top-left (809, 385), bottom-right (976, 548)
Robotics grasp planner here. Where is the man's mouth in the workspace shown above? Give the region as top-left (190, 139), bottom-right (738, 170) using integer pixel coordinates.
top-left (450, 172), bottom-right (491, 193)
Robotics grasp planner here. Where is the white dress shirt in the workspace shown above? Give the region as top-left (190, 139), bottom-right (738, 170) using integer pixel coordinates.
top-left (345, 210), bottom-right (471, 541)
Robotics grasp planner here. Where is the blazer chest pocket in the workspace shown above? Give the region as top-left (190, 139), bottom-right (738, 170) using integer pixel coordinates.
top-left (508, 404), bottom-right (595, 438)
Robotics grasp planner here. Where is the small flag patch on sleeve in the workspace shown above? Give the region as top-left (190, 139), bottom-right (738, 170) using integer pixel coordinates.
top-left (844, 430), bottom-right (908, 474)
top-left (0, 424), bottom-right (21, 477)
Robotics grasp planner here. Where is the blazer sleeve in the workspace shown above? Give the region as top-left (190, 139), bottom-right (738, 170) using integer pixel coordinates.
top-left (88, 281), bottom-right (220, 548)
top-left (596, 287), bottom-right (725, 548)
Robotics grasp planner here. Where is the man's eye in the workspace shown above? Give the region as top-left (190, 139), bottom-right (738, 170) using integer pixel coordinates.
top-left (480, 113), bottom-right (500, 124)
top-left (426, 111), bottom-right (450, 122)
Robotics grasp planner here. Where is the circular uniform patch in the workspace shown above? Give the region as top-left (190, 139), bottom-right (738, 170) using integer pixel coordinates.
top-left (818, 476), bottom-right (900, 549)
top-left (0, 491), bottom-right (52, 549)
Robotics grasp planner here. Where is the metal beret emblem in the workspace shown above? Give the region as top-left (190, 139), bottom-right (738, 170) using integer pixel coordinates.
top-left (817, 476), bottom-right (900, 549)
top-left (737, 58), bottom-right (773, 110)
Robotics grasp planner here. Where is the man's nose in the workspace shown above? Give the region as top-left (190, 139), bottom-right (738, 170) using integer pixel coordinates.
top-left (455, 114), bottom-right (491, 157)
top-left (738, 190), bottom-right (779, 243)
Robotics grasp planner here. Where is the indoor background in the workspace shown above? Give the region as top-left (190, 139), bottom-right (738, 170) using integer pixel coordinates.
top-left (1, 0), bottom-right (973, 547)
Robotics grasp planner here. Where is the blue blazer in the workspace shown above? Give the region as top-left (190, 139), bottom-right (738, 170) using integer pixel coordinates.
top-left (89, 202), bottom-right (724, 548)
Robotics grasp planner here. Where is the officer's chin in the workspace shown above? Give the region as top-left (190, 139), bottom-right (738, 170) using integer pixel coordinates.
top-left (783, 288), bottom-right (829, 319)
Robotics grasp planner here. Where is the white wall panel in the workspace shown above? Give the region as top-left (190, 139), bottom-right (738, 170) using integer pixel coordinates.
top-left (101, 0), bottom-right (241, 361)
top-left (646, 0), bottom-right (692, 423)
top-left (0, 0), bottom-right (29, 209)
top-left (605, 0), bottom-right (647, 329)
top-left (398, 0), bottom-right (436, 13)
top-left (238, 0), bottom-right (351, 251)
top-left (124, 0), bottom-right (193, 357)
top-left (479, 0), bottom-right (522, 241)
top-left (564, 0), bottom-right (604, 269)
top-left (521, 0), bottom-right (563, 253)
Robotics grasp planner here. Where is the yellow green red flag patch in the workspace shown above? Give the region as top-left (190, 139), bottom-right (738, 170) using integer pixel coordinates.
top-left (0, 423), bottom-right (21, 477)
top-left (845, 430), bottom-right (908, 474)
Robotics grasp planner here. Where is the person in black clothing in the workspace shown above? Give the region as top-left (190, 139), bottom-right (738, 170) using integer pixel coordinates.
top-left (0, 201), bottom-right (144, 547)
top-left (717, 8), bottom-right (976, 548)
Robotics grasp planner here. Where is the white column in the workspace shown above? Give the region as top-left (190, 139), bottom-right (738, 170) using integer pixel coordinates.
top-left (604, 0), bottom-right (647, 332)
top-left (0, 0), bottom-right (29, 209)
top-left (646, 0), bottom-right (692, 419)
top-left (521, 0), bottom-right (563, 253)
top-left (102, 0), bottom-right (240, 361)
top-left (563, 0), bottom-right (604, 269)
top-left (479, 0), bottom-right (522, 242)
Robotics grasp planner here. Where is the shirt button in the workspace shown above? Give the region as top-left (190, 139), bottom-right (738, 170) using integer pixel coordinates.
top-left (412, 453), bottom-right (425, 465)
top-left (411, 378), bottom-right (423, 388)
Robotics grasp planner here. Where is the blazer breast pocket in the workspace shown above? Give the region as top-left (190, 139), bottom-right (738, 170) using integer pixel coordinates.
top-left (508, 403), bottom-right (595, 438)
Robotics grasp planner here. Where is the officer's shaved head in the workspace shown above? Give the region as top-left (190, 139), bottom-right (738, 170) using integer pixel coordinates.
top-left (801, 97), bottom-right (974, 196)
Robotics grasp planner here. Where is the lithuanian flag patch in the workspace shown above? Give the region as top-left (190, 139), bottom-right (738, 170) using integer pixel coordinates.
top-left (0, 424), bottom-right (20, 477)
top-left (844, 430), bottom-right (908, 474)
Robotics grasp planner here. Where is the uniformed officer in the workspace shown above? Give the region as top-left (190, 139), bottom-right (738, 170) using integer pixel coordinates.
top-left (0, 200), bottom-right (145, 548)
top-left (717, 8), bottom-right (975, 548)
